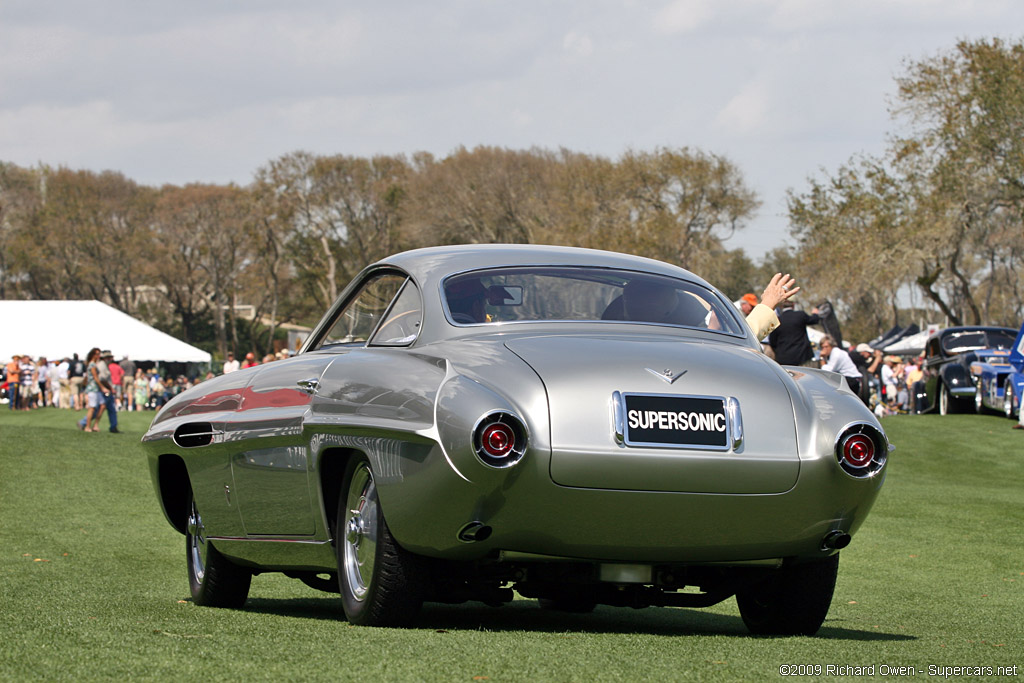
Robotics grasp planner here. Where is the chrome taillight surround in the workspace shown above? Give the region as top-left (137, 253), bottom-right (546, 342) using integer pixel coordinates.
top-left (834, 423), bottom-right (888, 478)
top-left (472, 411), bottom-right (528, 469)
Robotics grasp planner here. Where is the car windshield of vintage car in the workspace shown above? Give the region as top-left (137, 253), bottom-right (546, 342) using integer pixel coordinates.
top-left (442, 267), bottom-right (746, 335)
top-left (321, 272), bottom-right (407, 347)
top-left (942, 330), bottom-right (1016, 354)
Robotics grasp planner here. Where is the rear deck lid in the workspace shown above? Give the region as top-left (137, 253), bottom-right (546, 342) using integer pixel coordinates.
top-left (505, 335), bottom-right (800, 493)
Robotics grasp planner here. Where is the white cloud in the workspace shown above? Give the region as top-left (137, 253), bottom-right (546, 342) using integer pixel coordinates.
top-left (5, 0), bottom-right (1024, 257)
top-left (714, 80), bottom-right (771, 135)
top-left (653, 0), bottom-right (716, 34)
top-left (562, 31), bottom-right (594, 58)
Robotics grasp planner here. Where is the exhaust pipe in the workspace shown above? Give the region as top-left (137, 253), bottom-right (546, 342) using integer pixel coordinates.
top-left (457, 521), bottom-right (492, 543)
top-left (821, 530), bottom-right (851, 550)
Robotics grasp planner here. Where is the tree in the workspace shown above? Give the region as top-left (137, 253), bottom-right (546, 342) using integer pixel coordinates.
top-left (788, 38), bottom-right (1024, 328)
top-left (893, 38), bottom-right (1024, 325)
top-left (256, 152), bottom-right (410, 310)
top-left (403, 146), bottom-right (554, 247)
top-left (617, 147), bottom-right (760, 271)
top-left (151, 184), bottom-right (252, 350)
top-left (16, 168), bottom-right (155, 311)
top-left (0, 163), bottom-right (43, 299)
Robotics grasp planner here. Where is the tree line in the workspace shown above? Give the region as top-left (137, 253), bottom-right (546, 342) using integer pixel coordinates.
top-left (0, 146), bottom-right (770, 357)
top-left (2, 37), bottom-right (1022, 357)
top-left (788, 37), bottom-right (1024, 333)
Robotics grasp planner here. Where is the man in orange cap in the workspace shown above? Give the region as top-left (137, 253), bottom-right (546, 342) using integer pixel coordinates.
top-left (739, 293), bottom-right (758, 316)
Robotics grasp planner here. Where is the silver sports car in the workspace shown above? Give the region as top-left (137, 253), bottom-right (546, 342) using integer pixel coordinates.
top-left (143, 245), bottom-right (888, 635)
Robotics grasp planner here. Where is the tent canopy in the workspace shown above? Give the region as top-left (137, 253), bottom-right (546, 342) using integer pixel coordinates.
top-left (0, 300), bottom-right (211, 363)
top-left (881, 330), bottom-right (929, 355)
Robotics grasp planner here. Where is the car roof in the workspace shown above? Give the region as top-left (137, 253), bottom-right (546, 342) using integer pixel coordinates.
top-left (932, 325), bottom-right (1016, 338)
top-left (375, 244), bottom-right (712, 289)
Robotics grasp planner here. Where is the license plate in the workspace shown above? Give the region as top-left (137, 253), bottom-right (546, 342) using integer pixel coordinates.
top-left (623, 393), bottom-right (729, 450)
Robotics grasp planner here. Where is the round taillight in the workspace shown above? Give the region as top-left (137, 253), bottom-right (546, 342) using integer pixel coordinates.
top-left (481, 423), bottom-right (515, 457)
top-left (834, 424), bottom-right (887, 478)
top-left (843, 434), bottom-right (874, 468)
top-left (473, 413), bottom-right (528, 468)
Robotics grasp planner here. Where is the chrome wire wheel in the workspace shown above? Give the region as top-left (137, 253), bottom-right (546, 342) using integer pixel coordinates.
top-left (336, 456), bottom-right (425, 626)
top-left (342, 461), bottom-right (379, 603)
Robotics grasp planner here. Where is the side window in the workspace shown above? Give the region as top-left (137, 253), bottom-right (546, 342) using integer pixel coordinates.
top-left (370, 281), bottom-right (422, 346)
top-left (319, 273), bottom-right (406, 347)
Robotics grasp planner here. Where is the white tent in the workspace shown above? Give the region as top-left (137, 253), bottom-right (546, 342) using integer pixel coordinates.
top-left (881, 329), bottom-right (930, 356)
top-left (0, 300), bottom-right (211, 363)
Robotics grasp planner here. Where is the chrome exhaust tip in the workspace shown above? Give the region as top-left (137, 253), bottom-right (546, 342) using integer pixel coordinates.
top-left (457, 521), bottom-right (492, 543)
top-left (822, 530), bottom-right (851, 550)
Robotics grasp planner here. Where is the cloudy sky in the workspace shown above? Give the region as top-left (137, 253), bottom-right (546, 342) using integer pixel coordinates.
top-left (3, 0), bottom-right (1023, 259)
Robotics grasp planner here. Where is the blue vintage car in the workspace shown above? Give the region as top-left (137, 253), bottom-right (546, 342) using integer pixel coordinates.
top-left (970, 348), bottom-right (1015, 415)
top-left (921, 326), bottom-right (1017, 415)
top-left (996, 322), bottom-right (1024, 419)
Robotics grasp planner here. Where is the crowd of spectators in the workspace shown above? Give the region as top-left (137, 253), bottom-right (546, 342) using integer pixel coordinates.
top-left (0, 347), bottom-right (295, 426)
top-left (739, 287), bottom-right (928, 417)
top-left (0, 308), bottom-right (932, 427)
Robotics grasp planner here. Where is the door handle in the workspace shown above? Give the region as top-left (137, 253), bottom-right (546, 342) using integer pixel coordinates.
top-left (297, 377), bottom-right (320, 394)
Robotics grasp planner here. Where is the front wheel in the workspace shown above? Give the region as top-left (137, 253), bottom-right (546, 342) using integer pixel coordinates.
top-left (186, 492), bottom-right (251, 607)
top-left (1004, 382), bottom-right (1017, 419)
top-left (975, 381), bottom-right (986, 414)
top-left (337, 456), bottom-right (424, 626)
top-left (939, 382), bottom-right (960, 416)
top-left (736, 554), bottom-right (839, 636)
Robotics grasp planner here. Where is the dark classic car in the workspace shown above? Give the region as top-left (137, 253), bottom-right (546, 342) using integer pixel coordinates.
top-left (143, 245), bottom-right (889, 636)
top-left (920, 326), bottom-right (1018, 415)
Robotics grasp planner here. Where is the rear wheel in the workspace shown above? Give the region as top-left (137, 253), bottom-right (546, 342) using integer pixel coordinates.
top-left (186, 492), bottom-right (251, 607)
top-left (975, 381), bottom-right (986, 414)
top-left (337, 456), bottom-right (424, 626)
top-left (736, 554), bottom-right (839, 636)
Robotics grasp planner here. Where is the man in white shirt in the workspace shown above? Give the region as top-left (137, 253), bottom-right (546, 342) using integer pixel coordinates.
top-left (56, 358), bottom-right (71, 409)
top-left (880, 356), bottom-right (899, 403)
top-left (222, 352), bottom-right (240, 374)
top-left (819, 335), bottom-right (862, 395)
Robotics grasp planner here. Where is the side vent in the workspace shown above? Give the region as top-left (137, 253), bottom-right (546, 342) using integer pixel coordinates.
top-left (173, 422), bottom-right (217, 448)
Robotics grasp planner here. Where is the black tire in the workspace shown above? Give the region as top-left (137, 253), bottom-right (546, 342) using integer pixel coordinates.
top-left (537, 597), bottom-right (597, 613)
top-left (337, 455), bottom-right (424, 626)
top-left (186, 492), bottom-right (251, 607)
top-left (736, 554), bottom-right (839, 636)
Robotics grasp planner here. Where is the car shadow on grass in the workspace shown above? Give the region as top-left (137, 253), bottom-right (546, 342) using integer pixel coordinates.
top-left (240, 597), bottom-right (914, 641)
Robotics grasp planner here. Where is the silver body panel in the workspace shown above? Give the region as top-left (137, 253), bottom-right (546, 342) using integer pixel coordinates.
top-left (143, 245), bottom-right (887, 574)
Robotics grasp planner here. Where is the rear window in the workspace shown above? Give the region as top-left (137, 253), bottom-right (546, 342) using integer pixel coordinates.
top-left (442, 266), bottom-right (746, 336)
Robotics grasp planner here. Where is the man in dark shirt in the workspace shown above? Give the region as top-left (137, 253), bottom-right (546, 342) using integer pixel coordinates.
top-left (767, 301), bottom-right (821, 366)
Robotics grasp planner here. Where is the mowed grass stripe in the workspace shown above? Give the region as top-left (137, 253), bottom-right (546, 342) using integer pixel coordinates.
top-left (1, 410), bottom-right (1021, 681)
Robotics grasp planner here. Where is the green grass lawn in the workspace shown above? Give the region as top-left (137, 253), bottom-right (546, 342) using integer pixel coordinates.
top-left (1, 408), bottom-right (1021, 681)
